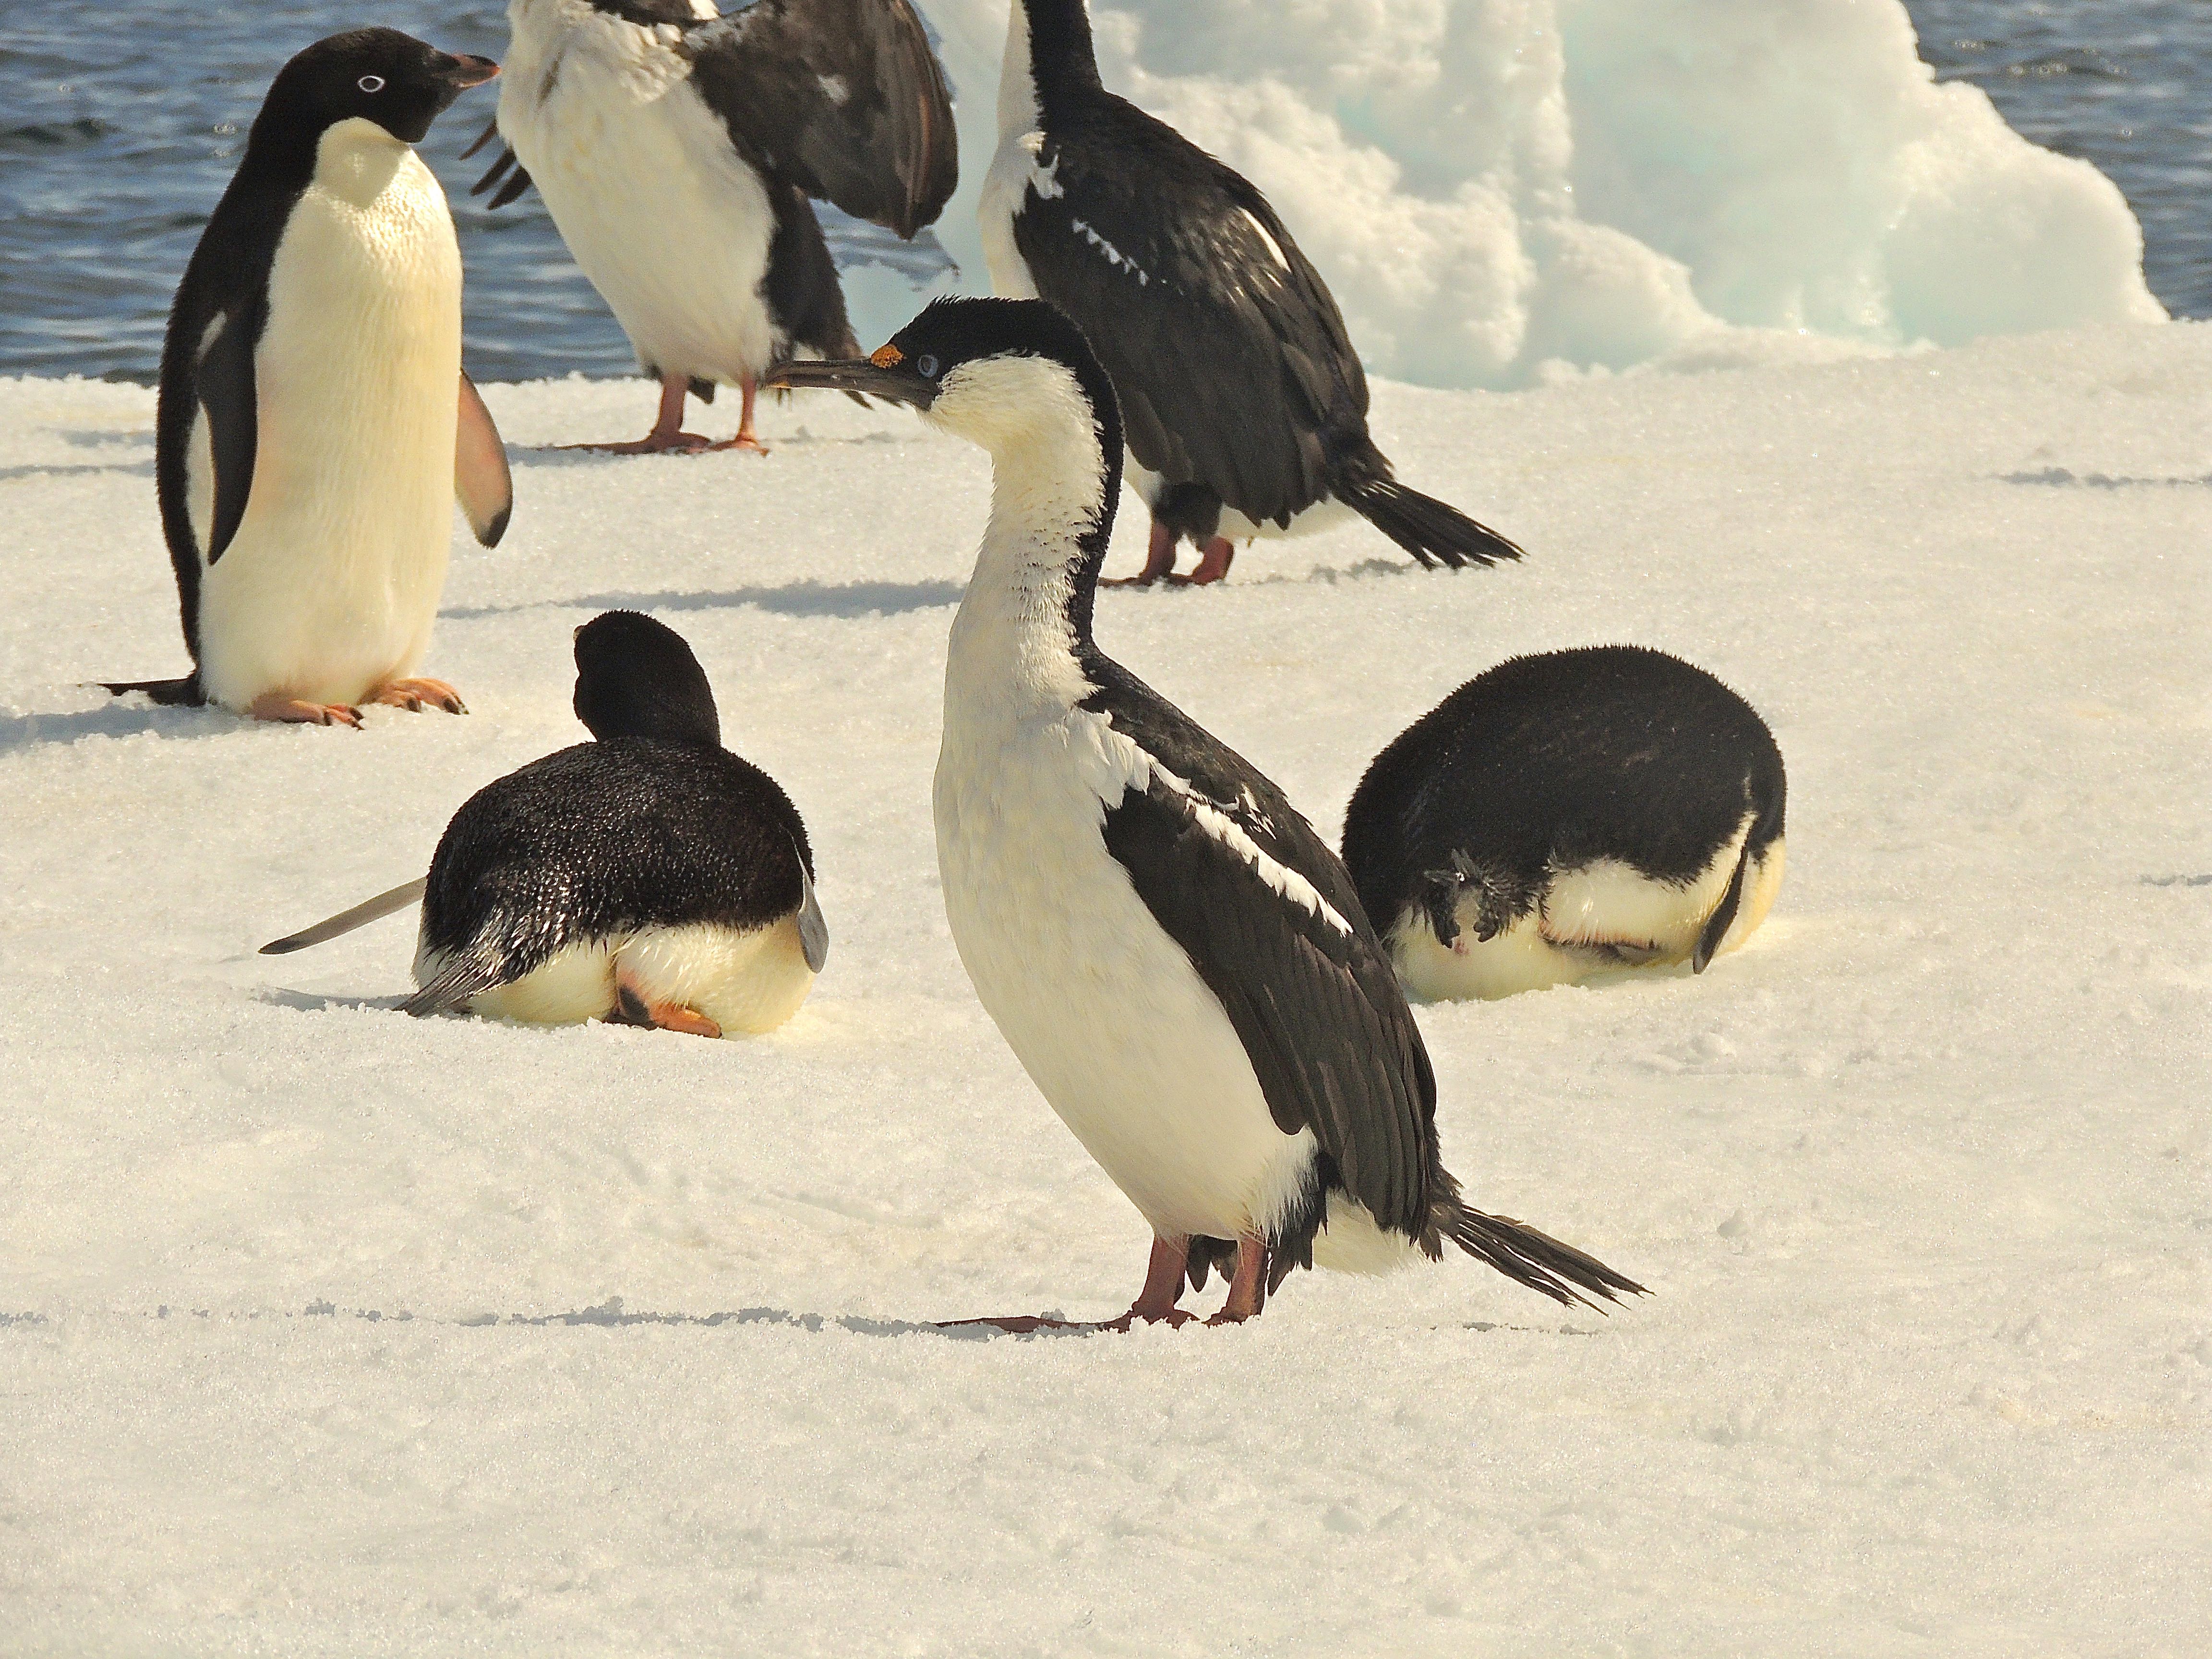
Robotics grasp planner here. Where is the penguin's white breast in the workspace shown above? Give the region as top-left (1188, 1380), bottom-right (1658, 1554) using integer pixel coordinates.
top-left (195, 120), bottom-right (461, 709)
top-left (499, 7), bottom-right (779, 381)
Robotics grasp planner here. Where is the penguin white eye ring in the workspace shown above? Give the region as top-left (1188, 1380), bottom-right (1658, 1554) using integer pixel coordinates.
top-left (358, 74), bottom-right (385, 93)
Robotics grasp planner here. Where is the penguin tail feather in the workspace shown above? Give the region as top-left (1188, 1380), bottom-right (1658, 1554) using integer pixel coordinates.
top-left (1442, 1201), bottom-right (1647, 1312)
top-left (100, 673), bottom-right (203, 706)
top-left (1339, 475), bottom-right (1523, 571)
top-left (401, 948), bottom-right (506, 1020)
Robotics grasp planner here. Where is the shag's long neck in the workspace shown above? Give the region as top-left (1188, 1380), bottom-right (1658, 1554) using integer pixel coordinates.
top-left (944, 363), bottom-right (1124, 717)
top-left (999, 0), bottom-right (1103, 138)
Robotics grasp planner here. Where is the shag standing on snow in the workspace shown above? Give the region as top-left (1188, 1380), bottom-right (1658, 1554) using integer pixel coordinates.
top-left (106, 29), bottom-right (510, 725)
top-left (1342, 646), bottom-right (1787, 1002)
top-left (261, 611), bottom-right (828, 1038)
top-left (470, 0), bottom-right (957, 454)
top-left (770, 299), bottom-right (1638, 1324)
top-left (978, 0), bottom-right (1522, 586)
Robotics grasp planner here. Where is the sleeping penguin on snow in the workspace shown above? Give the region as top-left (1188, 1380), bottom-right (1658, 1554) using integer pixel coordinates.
top-left (105, 29), bottom-right (512, 726)
top-left (1341, 645), bottom-right (1785, 1002)
top-left (261, 611), bottom-right (828, 1037)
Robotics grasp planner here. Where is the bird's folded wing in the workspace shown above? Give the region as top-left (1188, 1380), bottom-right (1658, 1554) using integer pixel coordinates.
top-left (455, 371), bottom-right (513, 548)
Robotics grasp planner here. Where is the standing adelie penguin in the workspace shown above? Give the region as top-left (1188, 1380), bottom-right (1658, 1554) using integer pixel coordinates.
top-left (979, 0), bottom-right (1522, 586)
top-left (470, 0), bottom-right (957, 453)
top-left (261, 611), bottom-right (828, 1037)
top-left (1342, 646), bottom-right (1786, 1002)
top-left (106, 29), bottom-right (511, 726)
top-left (770, 300), bottom-right (1638, 1326)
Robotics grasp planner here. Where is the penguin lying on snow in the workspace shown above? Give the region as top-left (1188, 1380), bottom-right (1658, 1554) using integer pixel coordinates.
top-left (469, 0), bottom-right (958, 455)
top-left (770, 300), bottom-right (1640, 1326)
top-left (262, 611), bottom-right (827, 1038)
top-left (105, 29), bottom-right (512, 726)
top-left (1341, 646), bottom-right (1786, 1003)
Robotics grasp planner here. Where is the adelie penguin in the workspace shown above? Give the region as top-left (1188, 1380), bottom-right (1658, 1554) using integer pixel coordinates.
top-left (770, 300), bottom-right (1639, 1326)
top-left (261, 611), bottom-right (828, 1038)
top-left (1341, 646), bottom-right (1787, 1002)
top-left (469, 0), bottom-right (957, 454)
top-left (980, 0), bottom-right (1522, 587)
top-left (105, 29), bottom-right (512, 727)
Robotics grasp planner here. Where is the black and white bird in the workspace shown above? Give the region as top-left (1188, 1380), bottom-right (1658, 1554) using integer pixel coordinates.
top-left (1342, 646), bottom-right (1787, 1002)
top-left (769, 299), bottom-right (1637, 1324)
top-left (105, 29), bottom-right (510, 726)
top-left (470, 0), bottom-right (957, 454)
top-left (977, 0), bottom-right (1522, 587)
top-left (262, 610), bottom-right (828, 1038)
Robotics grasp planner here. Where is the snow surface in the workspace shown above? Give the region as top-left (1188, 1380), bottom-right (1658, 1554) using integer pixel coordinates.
top-left (2, 322), bottom-right (2208, 1652)
top-left (911, 0), bottom-right (2165, 387)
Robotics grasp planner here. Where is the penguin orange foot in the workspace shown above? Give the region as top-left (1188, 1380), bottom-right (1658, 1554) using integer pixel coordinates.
top-left (250, 693), bottom-right (362, 728)
top-left (613, 976), bottom-right (722, 1040)
top-left (368, 677), bottom-right (467, 714)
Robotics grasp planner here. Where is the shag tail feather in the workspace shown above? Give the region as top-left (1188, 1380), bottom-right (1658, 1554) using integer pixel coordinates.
top-left (1341, 477), bottom-right (1523, 570)
top-left (1445, 1202), bottom-right (1647, 1311)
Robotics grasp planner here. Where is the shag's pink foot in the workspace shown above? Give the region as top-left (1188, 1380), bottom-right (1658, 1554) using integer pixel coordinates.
top-left (249, 693), bottom-right (361, 728)
top-left (1167, 535), bottom-right (1237, 587)
top-left (564, 430), bottom-right (718, 454)
top-left (1104, 519), bottom-right (1181, 588)
top-left (1205, 1236), bottom-right (1269, 1324)
top-left (943, 1235), bottom-right (1199, 1334)
top-left (562, 372), bottom-right (716, 454)
top-left (368, 677), bottom-right (467, 715)
top-left (612, 974), bottom-right (722, 1039)
top-left (708, 374), bottom-right (769, 455)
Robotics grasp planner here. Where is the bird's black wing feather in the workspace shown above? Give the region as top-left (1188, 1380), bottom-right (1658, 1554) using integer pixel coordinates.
top-left (195, 312), bottom-right (259, 563)
top-left (686, 0), bottom-right (957, 237)
top-left (1012, 102), bottom-right (1367, 528)
top-left (1085, 663), bottom-right (1433, 1239)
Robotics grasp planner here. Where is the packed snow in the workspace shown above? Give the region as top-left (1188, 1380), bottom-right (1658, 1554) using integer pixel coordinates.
top-left (907, 0), bottom-right (2164, 387)
top-left (1, 313), bottom-right (2205, 1651)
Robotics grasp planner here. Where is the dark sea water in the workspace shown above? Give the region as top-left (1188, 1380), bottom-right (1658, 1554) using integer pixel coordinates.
top-left (1, 0), bottom-right (2205, 385)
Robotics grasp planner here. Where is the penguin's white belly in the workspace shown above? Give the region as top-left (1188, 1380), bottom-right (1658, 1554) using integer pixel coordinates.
top-left (978, 133), bottom-right (1045, 301)
top-left (1392, 832), bottom-right (1786, 1002)
top-left (416, 915), bottom-right (814, 1035)
top-left (934, 711), bottom-right (1317, 1244)
top-left (197, 124), bottom-right (459, 711)
top-left (501, 46), bottom-right (778, 383)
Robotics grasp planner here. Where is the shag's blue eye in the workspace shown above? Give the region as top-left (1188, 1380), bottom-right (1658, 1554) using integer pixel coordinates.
top-left (915, 353), bottom-right (941, 378)
top-left (358, 75), bottom-right (385, 93)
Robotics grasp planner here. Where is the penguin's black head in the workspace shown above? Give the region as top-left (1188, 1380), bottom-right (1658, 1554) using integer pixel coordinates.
top-left (573, 611), bottom-right (721, 748)
top-left (257, 28), bottom-right (498, 150)
top-left (765, 298), bottom-right (1121, 458)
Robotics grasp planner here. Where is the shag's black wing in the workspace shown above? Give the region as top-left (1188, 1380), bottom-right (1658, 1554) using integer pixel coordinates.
top-left (688, 0), bottom-right (956, 236)
top-left (1013, 98), bottom-right (1367, 529)
top-left (1082, 660), bottom-right (1434, 1240)
top-left (408, 739), bottom-right (818, 1015)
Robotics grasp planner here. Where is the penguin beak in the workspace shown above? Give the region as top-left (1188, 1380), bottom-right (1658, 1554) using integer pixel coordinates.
top-left (765, 357), bottom-right (938, 410)
top-left (444, 55), bottom-right (501, 91)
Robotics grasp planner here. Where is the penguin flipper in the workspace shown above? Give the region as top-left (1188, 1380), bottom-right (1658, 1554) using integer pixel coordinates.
top-left (1692, 843), bottom-right (1751, 973)
top-left (197, 311), bottom-right (259, 564)
top-left (400, 947), bottom-right (506, 1019)
top-left (260, 878), bottom-right (428, 955)
top-left (456, 372), bottom-right (513, 548)
top-left (796, 859), bottom-right (830, 974)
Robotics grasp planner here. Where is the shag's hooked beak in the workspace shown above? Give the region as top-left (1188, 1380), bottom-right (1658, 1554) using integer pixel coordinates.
top-left (765, 353), bottom-right (938, 409)
top-left (444, 54), bottom-right (501, 91)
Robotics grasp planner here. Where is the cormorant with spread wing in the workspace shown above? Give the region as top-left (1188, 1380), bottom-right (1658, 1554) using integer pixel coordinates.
top-left (471, 0), bottom-right (956, 452)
